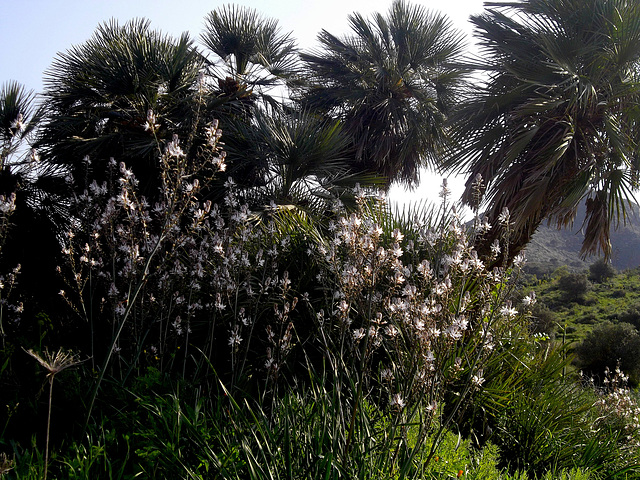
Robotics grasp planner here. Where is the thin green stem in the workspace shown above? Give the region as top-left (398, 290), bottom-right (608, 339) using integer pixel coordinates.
top-left (83, 232), bottom-right (165, 437)
top-left (44, 376), bottom-right (53, 480)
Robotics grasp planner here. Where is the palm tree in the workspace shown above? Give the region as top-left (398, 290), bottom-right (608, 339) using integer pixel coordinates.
top-left (200, 4), bottom-right (298, 106)
top-left (199, 5), bottom-right (300, 190)
top-left (299, 0), bottom-right (466, 188)
top-left (230, 108), bottom-right (381, 215)
top-left (36, 19), bottom-right (206, 197)
top-left (446, 0), bottom-right (640, 264)
top-left (0, 82), bottom-right (68, 340)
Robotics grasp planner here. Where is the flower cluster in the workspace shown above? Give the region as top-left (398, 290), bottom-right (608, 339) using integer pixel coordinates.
top-left (56, 118), bottom-right (529, 425)
top-left (59, 122), bottom-right (304, 391)
top-left (592, 365), bottom-right (640, 450)
top-left (311, 191), bottom-right (523, 419)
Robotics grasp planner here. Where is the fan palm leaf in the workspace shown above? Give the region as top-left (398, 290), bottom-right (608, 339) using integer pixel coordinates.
top-left (233, 108), bottom-right (382, 215)
top-left (201, 4), bottom-right (297, 81)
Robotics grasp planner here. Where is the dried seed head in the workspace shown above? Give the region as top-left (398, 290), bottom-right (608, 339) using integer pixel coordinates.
top-left (24, 348), bottom-right (82, 378)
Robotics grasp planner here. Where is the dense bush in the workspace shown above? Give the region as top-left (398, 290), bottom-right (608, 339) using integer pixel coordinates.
top-left (1, 110), bottom-right (638, 480)
top-left (588, 258), bottom-right (616, 283)
top-left (618, 302), bottom-right (640, 330)
top-left (556, 272), bottom-right (590, 303)
top-left (529, 303), bottom-right (558, 336)
top-left (575, 322), bottom-right (640, 386)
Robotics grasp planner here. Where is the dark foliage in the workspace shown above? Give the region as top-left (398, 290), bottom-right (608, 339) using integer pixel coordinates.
top-left (575, 322), bottom-right (640, 386)
top-left (557, 272), bottom-right (590, 303)
top-left (446, 0), bottom-right (640, 265)
top-left (300, 0), bottom-right (466, 188)
top-left (588, 258), bottom-right (617, 283)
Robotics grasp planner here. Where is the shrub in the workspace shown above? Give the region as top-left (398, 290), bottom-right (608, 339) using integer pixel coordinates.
top-left (556, 272), bottom-right (590, 303)
top-left (589, 366), bottom-right (640, 458)
top-left (610, 289), bottom-right (626, 298)
top-left (588, 258), bottom-right (616, 283)
top-left (575, 322), bottom-right (640, 387)
top-left (619, 302), bottom-right (640, 330)
top-left (577, 314), bottom-right (597, 325)
top-left (529, 303), bottom-right (557, 335)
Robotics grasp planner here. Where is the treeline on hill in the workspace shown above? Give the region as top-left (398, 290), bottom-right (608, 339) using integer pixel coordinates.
top-left (2, 0), bottom-right (640, 478)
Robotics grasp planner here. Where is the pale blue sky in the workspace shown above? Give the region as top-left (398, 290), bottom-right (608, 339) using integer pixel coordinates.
top-left (0, 0), bottom-right (485, 208)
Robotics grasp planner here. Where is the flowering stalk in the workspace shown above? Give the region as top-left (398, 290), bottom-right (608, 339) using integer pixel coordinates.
top-left (25, 348), bottom-right (82, 480)
top-left (71, 116), bottom-right (227, 432)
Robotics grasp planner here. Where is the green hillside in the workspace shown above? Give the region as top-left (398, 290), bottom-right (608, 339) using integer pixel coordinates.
top-left (522, 261), bottom-right (640, 382)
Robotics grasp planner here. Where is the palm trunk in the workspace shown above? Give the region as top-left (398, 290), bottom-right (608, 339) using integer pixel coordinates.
top-left (474, 211), bottom-right (546, 269)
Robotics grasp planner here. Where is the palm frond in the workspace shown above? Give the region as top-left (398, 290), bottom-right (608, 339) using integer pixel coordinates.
top-left (0, 81), bottom-right (38, 144)
top-left (201, 5), bottom-right (298, 85)
top-left (447, 0), bottom-right (640, 263)
top-left (300, 0), bottom-right (466, 189)
top-left (37, 18), bottom-right (205, 198)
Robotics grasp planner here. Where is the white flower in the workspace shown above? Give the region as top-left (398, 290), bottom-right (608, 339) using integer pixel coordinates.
top-left (213, 152), bottom-right (227, 172)
top-left (452, 316), bottom-right (468, 332)
top-left (445, 325), bottom-right (463, 340)
top-left (385, 324), bottom-right (399, 338)
top-left (472, 369), bottom-right (485, 386)
top-left (143, 109), bottom-right (160, 132)
top-left (352, 328), bottom-right (366, 341)
top-left (390, 393), bottom-right (406, 410)
top-left (513, 252), bottom-right (526, 267)
top-left (228, 327), bottom-right (242, 348)
top-left (522, 291), bottom-right (536, 306)
top-left (417, 259), bottom-right (431, 277)
top-left (490, 239), bottom-right (501, 256)
top-left (439, 178), bottom-right (451, 199)
top-left (172, 317), bottom-right (183, 336)
top-left (381, 368), bottom-right (394, 381)
top-left (402, 284), bottom-right (417, 298)
top-left (392, 271), bottom-right (405, 284)
top-left (500, 302), bottom-right (518, 318)
top-left (205, 122), bottom-right (223, 146)
top-left (165, 134), bottom-right (185, 157)
top-left (498, 207), bottom-right (511, 226)
top-left (337, 299), bottom-right (350, 314)
top-left (392, 228), bottom-right (404, 242)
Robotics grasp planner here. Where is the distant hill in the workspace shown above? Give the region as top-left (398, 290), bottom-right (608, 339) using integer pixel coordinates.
top-left (524, 202), bottom-right (640, 274)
